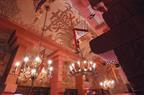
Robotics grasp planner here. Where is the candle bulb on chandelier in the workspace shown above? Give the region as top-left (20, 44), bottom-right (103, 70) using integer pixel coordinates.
top-left (42, 68), bottom-right (47, 74)
top-left (24, 56), bottom-right (29, 63)
top-left (77, 61), bottom-right (80, 67)
top-left (92, 63), bottom-right (96, 69)
top-left (49, 67), bottom-right (53, 71)
top-left (69, 65), bottom-right (73, 71)
top-left (47, 59), bottom-right (53, 65)
top-left (35, 56), bottom-right (41, 63)
top-left (31, 69), bottom-right (36, 76)
top-left (15, 61), bottom-right (20, 68)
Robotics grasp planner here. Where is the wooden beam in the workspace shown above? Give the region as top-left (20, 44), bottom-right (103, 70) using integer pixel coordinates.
top-left (48, 50), bottom-right (80, 61)
top-left (0, 17), bottom-right (78, 60)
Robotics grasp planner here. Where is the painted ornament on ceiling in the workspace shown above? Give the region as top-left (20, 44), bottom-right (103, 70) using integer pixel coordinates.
top-left (0, 0), bottom-right (20, 19)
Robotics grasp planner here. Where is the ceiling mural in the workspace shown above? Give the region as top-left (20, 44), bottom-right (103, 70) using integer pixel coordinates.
top-left (0, 0), bottom-right (20, 19)
top-left (44, 3), bottom-right (78, 45)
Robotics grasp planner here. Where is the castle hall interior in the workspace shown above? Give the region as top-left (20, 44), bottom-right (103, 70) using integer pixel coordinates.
top-left (0, 0), bottom-right (144, 95)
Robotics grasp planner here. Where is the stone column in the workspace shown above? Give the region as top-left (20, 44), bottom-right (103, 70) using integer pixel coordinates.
top-left (50, 53), bottom-right (64, 95)
top-left (2, 45), bottom-right (26, 95)
top-left (76, 75), bottom-right (85, 95)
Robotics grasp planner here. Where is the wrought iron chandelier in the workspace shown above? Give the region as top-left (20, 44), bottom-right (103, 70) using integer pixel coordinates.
top-left (69, 37), bottom-right (97, 76)
top-left (69, 59), bottom-right (96, 76)
top-left (100, 79), bottom-right (115, 89)
top-left (17, 51), bottom-right (53, 83)
top-left (13, 6), bottom-right (53, 87)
